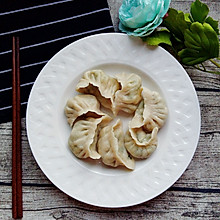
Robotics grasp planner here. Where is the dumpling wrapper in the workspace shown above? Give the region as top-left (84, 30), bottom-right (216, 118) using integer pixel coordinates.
top-left (113, 73), bottom-right (143, 115)
top-left (130, 87), bottom-right (168, 131)
top-left (98, 119), bottom-right (135, 170)
top-left (125, 126), bottom-right (158, 159)
top-left (76, 70), bottom-right (120, 113)
top-left (64, 94), bottom-right (110, 127)
top-left (68, 116), bottom-right (111, 159)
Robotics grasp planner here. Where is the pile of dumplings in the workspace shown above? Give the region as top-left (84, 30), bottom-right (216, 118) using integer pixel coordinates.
top-left (64, 70), bottom-right (168, 170)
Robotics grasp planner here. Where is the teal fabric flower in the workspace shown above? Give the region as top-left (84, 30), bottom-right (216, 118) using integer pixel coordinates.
top-left (119, 0), bottom-right (171, 37)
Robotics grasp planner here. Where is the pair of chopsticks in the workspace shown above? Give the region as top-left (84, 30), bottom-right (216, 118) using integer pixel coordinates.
top-left (12, 36), bottom-right (23, 219)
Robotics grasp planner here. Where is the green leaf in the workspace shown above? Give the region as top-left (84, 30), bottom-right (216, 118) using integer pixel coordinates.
top-left (205, 16), bottom-right (219, 35)
top-left (190, 0), bottom-right (209, 23)
top-left (178, 49), bottom-right (208, 65)
top-left (162, 8), bottom-right (191, 41)
top-left (178, 22), bottom-right (219, 65)
top-left (142, 30), bottom-right (172, 46)
top-left (184, 13), bottom-right (191, 23)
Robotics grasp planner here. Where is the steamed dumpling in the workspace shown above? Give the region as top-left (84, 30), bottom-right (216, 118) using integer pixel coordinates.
top-left (125, 126), bottom-right (158, 159)
top-left (130, 87), bottom-right (168, 132)
top-left (76, 70), bottom-right (120, 112)
top-left (68, 116), bottom-right (111, 159)
top-left (142, 87), bottom-right (168, 131)
top-left (114, 73), bottom-right (143, 115)
top-left (64, 94), bottom-right (108, 127)
top-left (98, 119), bottom-right (135, 170)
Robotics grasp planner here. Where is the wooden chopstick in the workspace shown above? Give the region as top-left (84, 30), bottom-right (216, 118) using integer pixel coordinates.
top-left (12, 36), bottom-right (23, 219)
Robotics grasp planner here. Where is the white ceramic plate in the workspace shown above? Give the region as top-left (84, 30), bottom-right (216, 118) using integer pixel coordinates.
top-left (26, 33), bottom-right (201, 208)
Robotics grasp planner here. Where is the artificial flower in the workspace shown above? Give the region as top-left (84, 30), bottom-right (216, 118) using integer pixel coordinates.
top-left (119, 0), bottom-right (171, 37)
